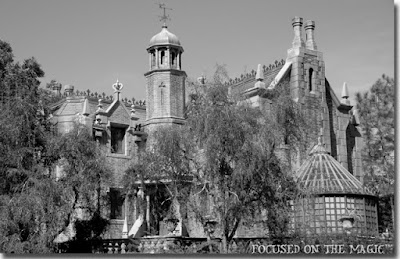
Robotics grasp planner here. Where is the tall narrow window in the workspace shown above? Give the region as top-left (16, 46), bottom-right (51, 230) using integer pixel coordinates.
top-left (171, 52), bottom-right (176, 66)
top-left (309, 68), bottom-right (314, 92)
top-left (161, 51), bottom-right (165, 65)
top-left (110, 188), bottom-right (125, 220)
top-left (111, 126), bottom-right (125, 154)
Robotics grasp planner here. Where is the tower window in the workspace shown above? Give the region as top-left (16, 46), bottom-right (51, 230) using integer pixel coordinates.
top-left (151, 52), bottom-right (155, 67)
top-left (309, 68), bottom-right (314, 92)
top-left (111, 126), bottom-right (126, 154)
top-left (161, 51), bottom-right (165, 65)
top-left (171, 52), bottom-right (176, 66)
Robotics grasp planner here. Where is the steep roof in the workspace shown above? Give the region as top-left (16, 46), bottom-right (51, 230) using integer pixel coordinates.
top-left (295, 138), bottom-right (374, 196)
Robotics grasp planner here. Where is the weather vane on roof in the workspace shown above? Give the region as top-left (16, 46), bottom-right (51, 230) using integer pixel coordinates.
top-left (157, 3), bottom-right (172, 26)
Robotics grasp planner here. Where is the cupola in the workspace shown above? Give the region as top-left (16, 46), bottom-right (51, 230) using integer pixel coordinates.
top-left (147, 24), bottom-right (183, 71)
top-left (149, 24), bottom-right (181, 48)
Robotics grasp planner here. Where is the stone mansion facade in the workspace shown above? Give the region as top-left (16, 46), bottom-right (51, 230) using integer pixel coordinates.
top-left (50, 17), bottom-right (377, 240)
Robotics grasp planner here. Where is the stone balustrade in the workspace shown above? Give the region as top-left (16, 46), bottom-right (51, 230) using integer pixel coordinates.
top-left (65, 235), bottom-right (393, 254)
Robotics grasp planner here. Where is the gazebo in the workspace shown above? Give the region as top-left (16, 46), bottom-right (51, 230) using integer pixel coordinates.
top-left (292, 136), bottom-right (378, 235)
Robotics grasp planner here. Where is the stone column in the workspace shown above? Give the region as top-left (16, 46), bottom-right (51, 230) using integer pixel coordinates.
top-left (149, 51), bottom-right (152, 70)
top-left (305, 20), bottom-right (317, 50)
top-left (146, 195), bottom-right (150, 232)
top-left (166, 47), bottom-right (170, 68)
top-left (292, 17), bottom-right (305, 48)
top-left (177, 52), bottom-right (181, 70)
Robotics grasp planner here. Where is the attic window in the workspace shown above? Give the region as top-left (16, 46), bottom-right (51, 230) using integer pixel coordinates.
top-left (111, 126), bottom-right (126, 154)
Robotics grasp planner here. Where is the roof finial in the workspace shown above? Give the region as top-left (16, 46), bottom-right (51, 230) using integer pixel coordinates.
top-left (112, 79), bottom-right (123, 92)
top-left (157, 3), bottom-right (172, 28)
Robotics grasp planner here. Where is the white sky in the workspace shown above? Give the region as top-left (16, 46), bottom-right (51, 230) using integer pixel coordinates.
top-left (0, 0), bottom-right (394, 105)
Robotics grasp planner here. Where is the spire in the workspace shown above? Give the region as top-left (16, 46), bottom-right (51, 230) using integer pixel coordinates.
top-left (82, 97), bottom-right (90, 116)
top-left (255, 64), bottom-right (264, 81)
top-left (254, 64), bottom-right (266, 88)
top-left (122, 216), bottom-right (128, 238)
top-left (341, 82), bottom-right (349, 98)
top-left (340, 82), bottom-right (350, 106)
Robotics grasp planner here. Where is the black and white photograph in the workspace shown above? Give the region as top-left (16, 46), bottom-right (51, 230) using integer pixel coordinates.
top-left (0, 0), bottom-right (395, 255)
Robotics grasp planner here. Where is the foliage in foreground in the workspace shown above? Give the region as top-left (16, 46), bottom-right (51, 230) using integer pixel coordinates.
top-left (0, 39), bottom-right (111, 253)
top-left (355, 74), bottom-right (395, 232)
top-left (124, 64), bottom-right (309, 253)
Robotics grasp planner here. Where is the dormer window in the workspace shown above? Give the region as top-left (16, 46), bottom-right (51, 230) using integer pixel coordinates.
top-left (111, 126), bottom-right (126, 154)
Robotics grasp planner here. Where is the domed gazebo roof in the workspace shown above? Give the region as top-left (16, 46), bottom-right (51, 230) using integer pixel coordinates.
top-left (295, 137), bottom-right (374, 196)
top-left (149, 25), bottom-right (181, 48)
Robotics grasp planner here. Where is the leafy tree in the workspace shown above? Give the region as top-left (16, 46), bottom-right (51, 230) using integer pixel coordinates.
top-left (355, 74), bottom-right (395, 232)
top-left (124, 64), bottom-right (307, 253)
top-left (0, 39), bottom-right (111, 253)
top-left (185, 67), bottom-right (305, 252)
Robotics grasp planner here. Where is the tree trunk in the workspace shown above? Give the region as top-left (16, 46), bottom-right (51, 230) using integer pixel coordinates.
top-left (391, 195), bottom-right (395, 231)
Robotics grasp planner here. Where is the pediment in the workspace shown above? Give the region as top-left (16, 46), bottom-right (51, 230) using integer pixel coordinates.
top-left (106, 101), bottom-right (131, 125)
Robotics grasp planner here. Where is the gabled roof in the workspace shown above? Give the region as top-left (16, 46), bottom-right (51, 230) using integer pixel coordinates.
top-left (295, 138), bottom-right (374, 196)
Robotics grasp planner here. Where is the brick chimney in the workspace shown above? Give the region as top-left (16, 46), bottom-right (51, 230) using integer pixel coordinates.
top-left (305, 20), bottom-right (317, 50)
top-left (292, 17), bottom-right (305, 48)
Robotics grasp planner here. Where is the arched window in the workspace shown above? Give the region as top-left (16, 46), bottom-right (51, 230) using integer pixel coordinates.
top-left (309, 68), bottom-right (314, 92)
top-left (161, 51), bottom-right (165, 65)
top-left (171, 52), bottom-right (176, 66)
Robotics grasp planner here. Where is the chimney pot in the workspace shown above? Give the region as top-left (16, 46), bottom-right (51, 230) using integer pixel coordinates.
top-left (305, 20), bottom-right (317, 50)
top-left (291, 17), bottom-right (305, 48)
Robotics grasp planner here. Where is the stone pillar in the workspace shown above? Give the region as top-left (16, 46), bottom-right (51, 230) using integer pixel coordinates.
top-left (292, 17), bottom-right (305, 48)
top-left (166, 47), bottom-right (170, 68)
top-left (146, 195), bottom-right (150, 232)
top-left (149, 51), bottom-right (152, 70)
top-left (178, 53), bottom-right (181, 70)
top-left (305, 20), bottom-right (317, 50)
